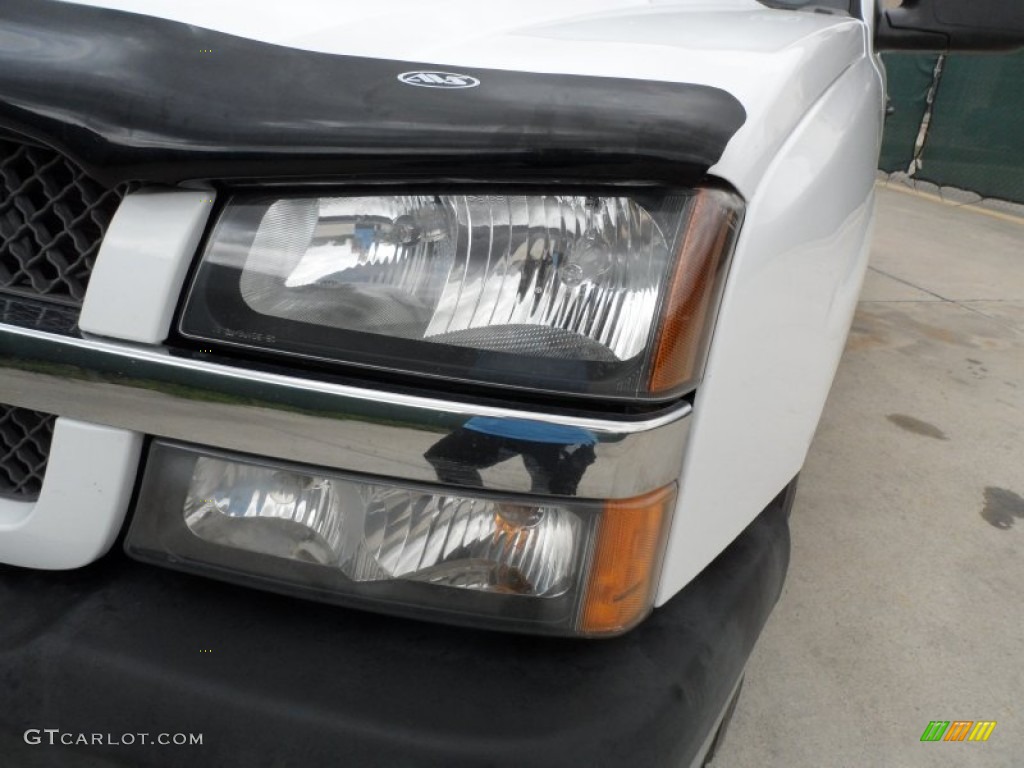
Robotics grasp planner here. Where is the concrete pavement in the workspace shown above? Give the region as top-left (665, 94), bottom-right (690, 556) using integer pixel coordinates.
top-left (715, 184), bottom-right (1024, 767)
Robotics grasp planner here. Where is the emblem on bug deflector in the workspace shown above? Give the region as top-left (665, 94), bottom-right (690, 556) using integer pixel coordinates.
top-left (398, 71), bottom-right (481, 89)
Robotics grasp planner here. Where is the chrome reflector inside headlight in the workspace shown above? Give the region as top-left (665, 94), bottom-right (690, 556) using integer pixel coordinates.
top-left (180, 189), bottom-right (742, 400)
top-left (127, 442), bottom-right (675, 637)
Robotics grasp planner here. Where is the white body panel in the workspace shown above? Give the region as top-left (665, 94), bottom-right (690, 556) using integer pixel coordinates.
top-left (38, 0), bottom-right (882, 600)
top-left (660, 56), bottom-right (883, 600)
top-left (80, 189), bottom-right (216, 343)
top-left (0, 419), bottom-right (141, 569)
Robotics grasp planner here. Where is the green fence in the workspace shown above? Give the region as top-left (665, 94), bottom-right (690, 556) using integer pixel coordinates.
top-left (879, 54), bottom-right (939, 173)
top-left (880, 51), bottom-right (1024, 203)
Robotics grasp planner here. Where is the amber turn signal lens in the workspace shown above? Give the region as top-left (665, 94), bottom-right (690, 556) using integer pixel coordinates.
top-left (579, 484), bottom-right (676, 636)
top-left (648, 188), bottom-right (743, 394)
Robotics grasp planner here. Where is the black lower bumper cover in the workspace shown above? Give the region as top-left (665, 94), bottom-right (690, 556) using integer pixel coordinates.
top-left (0, 484), bottom-right (793, 768)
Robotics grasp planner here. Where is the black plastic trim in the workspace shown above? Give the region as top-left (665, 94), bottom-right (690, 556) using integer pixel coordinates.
top-left (0, 480), bottom-right (794, 768)
top-left (876, 0), bottom-right (1024, 52)
top-left (0, 0), bottom-right (746, 188)
top-left (756, 1), bottom-right (853, 15)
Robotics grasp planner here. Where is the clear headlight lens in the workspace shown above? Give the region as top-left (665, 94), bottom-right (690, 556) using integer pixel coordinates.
top-left (180, 189), bottom-right (742, 400)
top-left (127, 442), bottom-right (675, 637)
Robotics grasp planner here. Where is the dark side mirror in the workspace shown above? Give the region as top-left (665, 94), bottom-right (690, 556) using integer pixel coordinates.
top-left (877, 0), bottom-right (1024, 51)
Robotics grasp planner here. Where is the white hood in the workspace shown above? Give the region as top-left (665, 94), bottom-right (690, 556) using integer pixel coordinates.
top-left (57, 0), bottom-right (870, 194)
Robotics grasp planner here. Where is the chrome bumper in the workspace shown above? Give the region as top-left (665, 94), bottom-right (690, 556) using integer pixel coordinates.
top-left (0, 320), bottom-right (689, 500)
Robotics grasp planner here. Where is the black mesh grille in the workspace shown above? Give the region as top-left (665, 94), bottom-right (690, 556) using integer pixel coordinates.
top-left (0, 405), bottom-right (57, 501)
top-left (0, 135), bottom-right (130, 307)
top-left (0, 294), bottom-right (81, 335)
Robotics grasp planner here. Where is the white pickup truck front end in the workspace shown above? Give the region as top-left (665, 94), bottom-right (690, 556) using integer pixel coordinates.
top-left (0, 0), bottom-right (883, 636)
top-left (19, 0), bottom-right (1010, 764)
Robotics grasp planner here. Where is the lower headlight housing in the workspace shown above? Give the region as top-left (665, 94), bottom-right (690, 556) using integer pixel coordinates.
top-left (127, 441), bottom-right (675, 637)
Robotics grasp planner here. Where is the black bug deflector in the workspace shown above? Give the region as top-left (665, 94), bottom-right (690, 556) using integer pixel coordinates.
top-left (0, 0), bottom-right (746, 187)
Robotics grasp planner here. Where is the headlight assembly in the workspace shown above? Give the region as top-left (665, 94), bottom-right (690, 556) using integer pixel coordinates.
top-left (126, 441), bottom-right (676, 637)
top-left (179, 188), bottom-right (742, 401)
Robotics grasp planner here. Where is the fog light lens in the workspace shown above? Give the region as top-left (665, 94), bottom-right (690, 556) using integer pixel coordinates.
top-left (353, 492), bottom-right (583, 597)
top-left (185, 460), bottom-right (344, 567)
top-left (127, 442), bottom-right (675, 637)
top-left (185, 456), bottom-right (584, 598)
